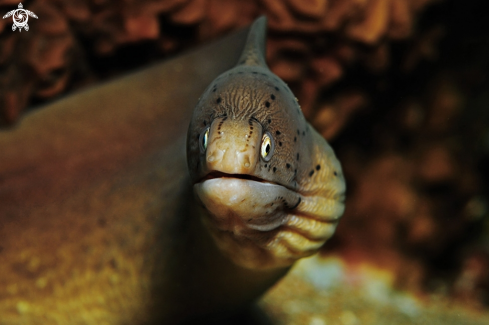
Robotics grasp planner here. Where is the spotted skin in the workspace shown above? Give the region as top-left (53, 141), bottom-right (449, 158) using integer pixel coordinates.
top-left (187, 17), bottom-right (345, 269)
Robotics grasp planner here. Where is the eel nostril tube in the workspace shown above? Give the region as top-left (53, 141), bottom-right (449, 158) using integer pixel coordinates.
top-left (243, 155), bottom-right (251, 168)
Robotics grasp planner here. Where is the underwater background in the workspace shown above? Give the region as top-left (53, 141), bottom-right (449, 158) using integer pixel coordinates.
top-left (1, 0), bottom-right (488, 324)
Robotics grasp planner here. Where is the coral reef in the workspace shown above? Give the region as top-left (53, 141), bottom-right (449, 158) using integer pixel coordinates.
top-left (325, 0), bottom-right (489, 308)
top-left (1, 0), bottom-right (437, 124)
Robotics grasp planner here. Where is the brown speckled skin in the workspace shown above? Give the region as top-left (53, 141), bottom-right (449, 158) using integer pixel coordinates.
top-left (187, 18), bottom-right (313, 190)
top-left (187, 64), bottom-right (310, 189)
top-left (188, 18), bottom-right (344, 202)
top-left (0, 25), bottom-right (286, 324)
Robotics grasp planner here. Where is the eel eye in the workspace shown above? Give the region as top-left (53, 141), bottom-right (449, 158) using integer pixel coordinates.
top-left (199, 127), bottom-right (210, 153)
top-left (261, 132), bottom-right (274, 161)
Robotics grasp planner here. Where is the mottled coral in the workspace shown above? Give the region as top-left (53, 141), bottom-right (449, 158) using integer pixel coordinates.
top-left (0, 0), bottom-right (438, 125)
top-left (329, 64), bottom-right (488, 305)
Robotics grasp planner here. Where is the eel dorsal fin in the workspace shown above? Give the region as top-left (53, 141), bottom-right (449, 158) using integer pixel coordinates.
top-left (237, 16), bottom-right (268, 68)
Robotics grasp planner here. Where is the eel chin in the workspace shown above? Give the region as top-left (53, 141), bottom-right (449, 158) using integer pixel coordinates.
top-left (194, 177), bottom-right (334, 270)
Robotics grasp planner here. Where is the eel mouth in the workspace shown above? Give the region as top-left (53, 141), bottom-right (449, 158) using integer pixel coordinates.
top-left (197, 171), bottom-right (272, 184)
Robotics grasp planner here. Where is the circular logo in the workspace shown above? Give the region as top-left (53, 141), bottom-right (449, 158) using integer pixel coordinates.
top-left (13, 9), bottom-right (28, 28)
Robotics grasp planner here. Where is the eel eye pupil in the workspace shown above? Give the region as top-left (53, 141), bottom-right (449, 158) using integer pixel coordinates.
top-left (261, 132), bottom-right (274, 162)
top-left (200, 127), bottom-right (210, 153)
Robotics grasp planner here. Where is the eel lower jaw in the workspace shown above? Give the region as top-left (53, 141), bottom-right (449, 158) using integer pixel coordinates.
top-left (194, 176), bottom-right (303, 269)
top-left (193, 173), bottom-right (343, 270)
top-left (194, 174), bottom-right (300, 234)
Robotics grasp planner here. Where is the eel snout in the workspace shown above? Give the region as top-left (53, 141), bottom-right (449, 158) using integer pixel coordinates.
top-left (204, 117), bottom-right (262, 175)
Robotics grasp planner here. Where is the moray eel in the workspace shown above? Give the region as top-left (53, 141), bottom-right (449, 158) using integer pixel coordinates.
top-left (188, 17), bottom-right (345, 271)
top-left (0, 17), bottom-right (344, 324)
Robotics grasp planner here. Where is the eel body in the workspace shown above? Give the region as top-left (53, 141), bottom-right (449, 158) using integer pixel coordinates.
top-left (0, 17), bottom-right (345, 324)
